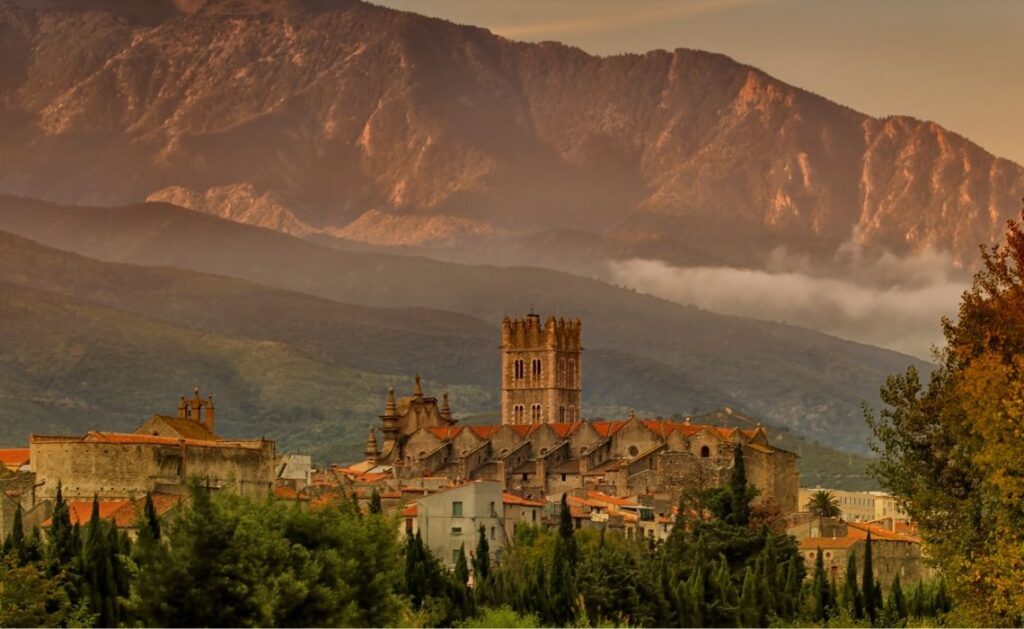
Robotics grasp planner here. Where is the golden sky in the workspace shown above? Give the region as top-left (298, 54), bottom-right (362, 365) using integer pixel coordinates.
top-left (375, 0), bottom-right (1024, 165)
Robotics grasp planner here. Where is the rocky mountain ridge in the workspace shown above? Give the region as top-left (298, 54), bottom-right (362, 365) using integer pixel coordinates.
top-left (0, 0), bottom-right (1021, 270)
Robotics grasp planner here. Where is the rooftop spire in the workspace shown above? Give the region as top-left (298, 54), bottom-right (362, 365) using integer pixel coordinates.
top-left (364, 426), bottom-right (379, 460)
top-left (440, 392), bottom-right (452, 421)
top-left (384, 387), bottom-right (397, 417)
top-left (413, 374), bottom-right (423, 398)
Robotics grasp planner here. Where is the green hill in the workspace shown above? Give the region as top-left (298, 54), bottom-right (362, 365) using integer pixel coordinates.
top-left (0, 230), bottom-right (883, 486)
top-left (0, 196), bottom-right (932, 454)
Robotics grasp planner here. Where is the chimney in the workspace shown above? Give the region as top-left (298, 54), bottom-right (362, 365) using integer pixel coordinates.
top-left (204, 394), bottom-right (215, 433)
top-left (177, 395), bottom-right (187, 419)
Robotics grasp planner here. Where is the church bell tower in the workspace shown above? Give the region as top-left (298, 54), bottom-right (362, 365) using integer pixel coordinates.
top-left (501, 312), bottom-right (582, 425)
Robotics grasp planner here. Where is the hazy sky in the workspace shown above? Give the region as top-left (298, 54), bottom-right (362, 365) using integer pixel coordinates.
top-left (375, 0), bottom-right (1024, 165)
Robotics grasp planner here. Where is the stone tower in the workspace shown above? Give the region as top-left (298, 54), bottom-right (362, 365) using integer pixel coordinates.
top-left (501, 312), bottom-right (582, 425)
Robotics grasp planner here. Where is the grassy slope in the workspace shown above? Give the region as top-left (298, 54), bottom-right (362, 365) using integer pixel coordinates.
top-left (0, 196), bottom-right (932, 453)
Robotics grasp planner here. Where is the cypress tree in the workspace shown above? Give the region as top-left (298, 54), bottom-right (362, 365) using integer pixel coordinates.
top-left (83, 497), bottom-right (118, 627)
top-left (812, 548), bottom-right (829, 621)
top-left (369, 488), bottom-right (383, 515)
top-left (891, 573), bottom-right (907, 620)
top-left (738, 566), bottom-right (760, 627)
top-left (844, 550), bottom-right (863, 618)
top-left (862, 531), bottom-right (878, 623)
top-left (454, 543), bottom-right (469, 586)
top-left (472, 524), bottom-right (490, 583)
top-left (729, 445), bottom-right (750, 527)
top-left (47, 482), bottom-right (76, 572)
top-left (828, 576), bottom-right (839, 620)
top-left (3, 504), bottom-right (26, 564)
top-left (548, 494), bottom-right (578, 625)
top-left (143, 492), bottom-right (161, 541)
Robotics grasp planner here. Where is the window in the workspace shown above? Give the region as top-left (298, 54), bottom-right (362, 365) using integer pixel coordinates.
top-left (561, 473), bottom-right (567, 481)
top-left (532, 510), bottom-right (537, 522)
top-left (514, 404), bottom-right (525, 423)
top-left (451, 527), bottom-right (462, 535)
top-left (405, 518), bottom-right (413, 534)
top-left (531, 404), bottom-right (542, 422)
top-left (452, 501), bottom-right (463, 516)
top-left (532, 358), bottom-right (542, 378)
top-left (522, 473), bottom-right (528, 481)
top-left (559, 406), bottom-right (566, 422)
top-left (514, 359), bottom-right (525, 380)
top-left (568, 405), bottom-right (576, 422)
top-left (628, 445), bottom-right (639, 457)
top-left (490, 501), bottom-right (496, 516)
top-left (453, 549), bottom-right (462, 564)
top-left (700, 445), bottom-right (710, 458)
top-left (558, 359), bottom-right (566, 385)
top-left (490, 526), bottom-right (496, 540)
top-left (568, 360), bottom-right (576, 387)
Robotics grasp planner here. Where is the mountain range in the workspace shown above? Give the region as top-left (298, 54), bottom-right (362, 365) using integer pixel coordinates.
top-left (0, 0), bottom-right (1021, 273)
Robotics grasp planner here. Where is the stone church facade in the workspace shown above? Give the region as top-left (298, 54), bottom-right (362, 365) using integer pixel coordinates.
top-left (362, 313), bottom-right (799, 513)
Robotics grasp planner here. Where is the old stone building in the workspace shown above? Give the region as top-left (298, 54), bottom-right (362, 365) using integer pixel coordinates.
top-left (0, 388), bottom-right (276, 538)
top-left (787, 515), bottom-right (933, 585)
top-left (30, 388), bottom-right (275, 502)
top-left (356, 313), bottom-right (799, 513)
top-left (501, 313), bottom-right (582, 425)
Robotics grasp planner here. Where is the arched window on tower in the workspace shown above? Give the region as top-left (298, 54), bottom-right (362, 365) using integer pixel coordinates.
top-left (568, 360), bottom-right (576, 388)
top-left (514, 404), bottom-right (525, 424)
top-left (514, 359), bottom-right (525, 381)
top-left (558, 359), bottom-right (566, 386)
top-left (700, 445), bottom-right (710, 458)
top-left (559, 406), bottom-right (566, 422)
top-left (532, 358), bottom-right (542, 379)
top-left (568, 405), bottom-right (576, 422)
top-left (531, 404), bottom-right (542, 422)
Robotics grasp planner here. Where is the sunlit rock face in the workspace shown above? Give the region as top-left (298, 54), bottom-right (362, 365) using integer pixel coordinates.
top-left (0, 0), bottom-right (1021, 267)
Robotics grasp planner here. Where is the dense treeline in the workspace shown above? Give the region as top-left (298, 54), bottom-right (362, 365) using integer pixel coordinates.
top-left (2, 450), bottom-right (950, 627)
top-left (866, 206), bottom-right (1024, 626)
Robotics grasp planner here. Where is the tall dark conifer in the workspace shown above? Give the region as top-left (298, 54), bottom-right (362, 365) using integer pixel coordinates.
top-left (863, 531), bottom-right (878, 623)
top-left (729, 445), bottom-right (750, 527)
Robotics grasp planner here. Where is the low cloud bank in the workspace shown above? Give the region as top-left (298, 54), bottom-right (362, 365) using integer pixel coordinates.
top-left (608, 251), bottom-right (969, 359)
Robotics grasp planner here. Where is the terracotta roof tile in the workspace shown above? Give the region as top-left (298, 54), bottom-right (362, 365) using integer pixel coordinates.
top-left (503, 493), bottom-right (545, 507)
top-left (402, 503), bottom-right (418, 517)
top-left (0, 448), bottom-right (30, 470)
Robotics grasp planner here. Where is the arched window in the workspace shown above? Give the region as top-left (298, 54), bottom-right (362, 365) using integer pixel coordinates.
top-left (532, 358), bottom-right (542, 379)
top-left (531, 404), bottom-right (542, 422)
top-left (628, 445), bottom-right (639, 457)
top-left (700, 445), bottom-right (710, 458)
top-left (514, 404), bottom-right (525, 424)
top-left (568, 360), bottom-right (576, 387)
top-left (568, 405), bottom-right (576, 422)
top-left (558, 359), bottom-right (566, 385)
top-left (514, 359), bottom-right (525, 380)
top-left (559, 406), bottom-right (566, 422)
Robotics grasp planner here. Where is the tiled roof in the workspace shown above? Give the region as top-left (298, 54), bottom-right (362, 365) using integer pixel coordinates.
top-left (0, 448), bottom-right (30, 470)
top-left (469, 425), bottom-right (502, 439)
top-left (798, 520), bottom-right (921, 551)
top-left (402, 503), bottom-right (418, 517)
top-left (586, 490), bottom-right (638, 508)
top-left (274, 486), bottom-right (308, 501)
top-left (43, 494), bottom-right (182, 528)
top-left (427, 426), bottom-right (462, 440)
top-left (503, 493), bottom-right (545, 507)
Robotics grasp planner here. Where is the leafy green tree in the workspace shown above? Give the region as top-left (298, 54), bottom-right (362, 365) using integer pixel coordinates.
top-left (454, 543), bottom-right (470, 587)
top-left (865, 207), bottom-right (1024, 625)
top-left (458, 605), bottom-right (539, 628)
top-left (2, 504), bottom-right (26, 564)
top-left (369, 488), bottom-right (383, 515)
top-left (805, 490), bottom-right (842, 518)
top-left (132, 483), bottom-right (406, 627)
top-left (0, 554), bottom-right (94, 627)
